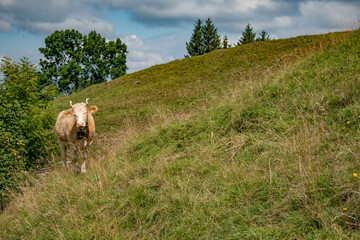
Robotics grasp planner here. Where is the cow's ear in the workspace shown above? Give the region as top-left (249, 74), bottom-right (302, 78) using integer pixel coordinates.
top-left (87, 106), bottom-right (98, 114)
top-left (63, 109), bottom-right (73, 117)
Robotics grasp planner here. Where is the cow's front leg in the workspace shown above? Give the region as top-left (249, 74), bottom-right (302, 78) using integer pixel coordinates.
top-left (80, 140), bottom-right (88, 173)
top-left (80, 148), bottom-right (87, 173)
top-left (69, 143), bottom-right (79, 173)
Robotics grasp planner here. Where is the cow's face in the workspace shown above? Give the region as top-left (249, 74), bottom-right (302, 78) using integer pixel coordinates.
top-left (72, 103), bottom-right (88, 129)
top-left (69, 99), bottom-right (98, 129)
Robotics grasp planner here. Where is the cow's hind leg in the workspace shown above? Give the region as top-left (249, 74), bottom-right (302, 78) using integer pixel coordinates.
top-left (59, 140), bottom-right (68, 170)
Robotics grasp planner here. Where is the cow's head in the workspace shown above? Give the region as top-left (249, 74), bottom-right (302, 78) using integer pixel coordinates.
top-left (70, 98), bottom-right (98, 129)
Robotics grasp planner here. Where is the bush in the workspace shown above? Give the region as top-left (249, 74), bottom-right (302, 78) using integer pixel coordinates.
top-left (0, 57), bottom-right (57, 209)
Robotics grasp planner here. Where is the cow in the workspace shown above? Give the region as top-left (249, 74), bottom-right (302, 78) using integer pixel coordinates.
top-left (55, 98), bottom-right (98, 173)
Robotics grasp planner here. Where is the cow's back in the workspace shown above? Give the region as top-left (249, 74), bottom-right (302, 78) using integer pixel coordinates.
top-left (55, 109), bottom-right (77, 142)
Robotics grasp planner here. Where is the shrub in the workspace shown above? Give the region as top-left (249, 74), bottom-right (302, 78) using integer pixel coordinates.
top-left (0, 57), bottom-right (57, 209)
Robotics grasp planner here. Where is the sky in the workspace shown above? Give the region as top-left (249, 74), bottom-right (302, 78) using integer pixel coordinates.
top-left (0, 0), bottom-right (359, 73)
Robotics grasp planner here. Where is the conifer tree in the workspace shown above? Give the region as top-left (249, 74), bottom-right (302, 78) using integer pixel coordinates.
top-left (222, 35), bottom-right (231, 49)
top-left (256, 30), bottom-right (271, 42)
top-left (186, 19), bottom-right (204, 57)
top-left (201, 17), bottom-right (221, 53)
top-left (237, 23), bottom-right (256, 45)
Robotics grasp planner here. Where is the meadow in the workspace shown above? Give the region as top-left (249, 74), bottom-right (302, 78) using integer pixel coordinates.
top-left (1, 30), bottom-right (359, 239)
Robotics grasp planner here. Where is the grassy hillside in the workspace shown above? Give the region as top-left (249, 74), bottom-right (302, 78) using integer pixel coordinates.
top-left (1, 30), bottom-right (360, 239)
top-left (52, 31), bottom-right (352, 136)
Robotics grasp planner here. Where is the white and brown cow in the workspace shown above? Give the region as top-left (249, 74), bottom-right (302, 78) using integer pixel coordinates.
top-left (55, 98), bottom-right (98, 173)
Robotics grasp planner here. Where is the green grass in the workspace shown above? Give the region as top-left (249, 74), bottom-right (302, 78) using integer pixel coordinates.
top-left (1, 30), bottom-right (360, 239)
top-left (53, 31), bottom-right (352, 136)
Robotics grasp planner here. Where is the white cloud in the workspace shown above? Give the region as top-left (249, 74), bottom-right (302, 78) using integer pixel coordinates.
top-left (0, 19), bottom-right (11, 31)
top-left (0, 49), bottom-right (43, 67)
top-left (123, 34), bottom-right (144, 48)
top-left (299, 1), bottom-right (360, 30)
top-left (0, 0), bottom-right (113, 35)
top-left (128, 50), bottom-right (147, 62)
top-left (127, 53), bottom-right (174, 73)
top-left (27, 16), bottom-right (114, 36)
top-left (2, 0), bottom-right (359, 35)
top-left (272, 16), bottom-right (293, 28)
top-left (104, 0), bottom-right (299, 32)
top-left (122, 33), bottom-right (178, 73)
top-left (107, 0), bottom-right (279, 18)
top-left (0, 0), bottom-right (15, 8)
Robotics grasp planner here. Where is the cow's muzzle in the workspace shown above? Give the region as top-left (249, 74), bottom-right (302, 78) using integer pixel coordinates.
top-left (77, 122), bottom-right (86, 129)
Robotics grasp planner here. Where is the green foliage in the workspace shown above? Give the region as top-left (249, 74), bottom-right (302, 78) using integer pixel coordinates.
top-left (237, 23), bottom-right (256, 45)
top-left (186, 19), bottom-right (204, 57)
top-left (222, 35), bottom-right (231, 49)
top-left (39, 29), bottom-right (128, 94)
top-left (186, 18), bottom-right (221, 57)
top-left (0, 57), bottom-right (56, 209)
top-left (39, 29), bottom-right (83, 94)
top-left (83, 31), bottom-right (128, 84)
top-left (256, 30), bottom-right (271, 42)
top-left (202, 17), bottom-right (221, 53)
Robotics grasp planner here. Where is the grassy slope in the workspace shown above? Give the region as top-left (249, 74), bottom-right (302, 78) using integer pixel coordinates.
top-left (52, 31), bottom-right (351, 136)
top-left (1, 30), bottom-right (360, 239)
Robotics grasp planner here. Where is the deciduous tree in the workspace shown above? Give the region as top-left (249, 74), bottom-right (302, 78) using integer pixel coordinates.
top-left (39, 29), bottom-right (83, 94)
top-left (39, 29), bottom-right (128, 94)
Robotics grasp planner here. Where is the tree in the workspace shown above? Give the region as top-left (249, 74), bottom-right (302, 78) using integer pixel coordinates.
top-left (82, 31), bottom-right (128, 86)
top-left (39, 29), bottom-right (84, 94)
top-left (39, 29), bottom-right (128, 94)
top-left (222, 35), bottom-right (231, 49)
top-left (237, 23), bottom-right (256, 45)
top-left (256, 30), bottom-right (271, 42)
top-left (186, 18), bottom-right (222, 57)
top-left (202, 17), bottom-right (221, 53)
top-left (186, 19), bottom-right (204, 57)
top-left (0, 57), bottom-right (56, 208)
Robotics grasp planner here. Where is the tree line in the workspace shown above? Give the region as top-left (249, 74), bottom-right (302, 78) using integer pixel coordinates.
top-left (186, 18), bottom-right (271, 57)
